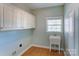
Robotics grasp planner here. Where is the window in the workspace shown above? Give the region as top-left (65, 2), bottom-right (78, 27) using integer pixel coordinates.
top-left (47, 17), bottom-right (62, 32)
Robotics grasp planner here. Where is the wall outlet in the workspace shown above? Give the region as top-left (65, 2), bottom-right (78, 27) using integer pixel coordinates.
top-left (19, 43), bottom-right (22, 47)
top-left (12, 51), bottom-right (16, 55)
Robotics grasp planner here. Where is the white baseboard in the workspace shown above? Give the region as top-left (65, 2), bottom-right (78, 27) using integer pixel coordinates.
top-left (64, 51), bottom-right (67, 56)
top-left (32, 44), bottom-right (49, 49)
top-left (64, 49), bottom-right (71, 56)
top-left (32, 44), bottom-right (64, 51)
top-left (18, 45), bottom-right (32, 56)
top-left (19, 44), bottom-right (64, 56)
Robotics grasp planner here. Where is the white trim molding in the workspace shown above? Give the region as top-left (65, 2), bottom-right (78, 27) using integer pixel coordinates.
top-left (32, 44), bottom-right (64, 51)
top-left (19, 44), bottom-right (64, 56)
top-left (18, 45), bottom-right (32, 56)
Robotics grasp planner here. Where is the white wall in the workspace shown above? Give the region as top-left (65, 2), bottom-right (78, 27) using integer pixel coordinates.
top-left (32, 5), bottom-right (64, 49)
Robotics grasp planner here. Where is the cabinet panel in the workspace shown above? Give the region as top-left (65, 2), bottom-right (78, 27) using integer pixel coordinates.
top-left (25, 13), bottom-right (35, 28)
top-left (12, 7), bottom-right (18, 29)
top-left (23, 12), bottom-right (29, 29)
top-left (0, 4), bottom-right (3, 29)
top-left (15, 9), bottom-right (23, 29)
top-left (25, 12), bottom-right (32, 28)
top-left (3, 5), bottom-right (15, 30)
top-left (31, 15), bottom-right (35, 28)
top-left (22, 12), bottom-right (35, 29)
top-left (15, 9), bottom-right (26, 29)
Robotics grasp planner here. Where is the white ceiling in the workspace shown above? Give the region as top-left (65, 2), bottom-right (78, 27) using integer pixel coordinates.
top-left (12, 3), bottom-right (64, 9)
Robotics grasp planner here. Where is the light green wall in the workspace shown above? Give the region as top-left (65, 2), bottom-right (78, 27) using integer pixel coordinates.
top-left (0, 29), bottom-right (33, 56)
top-left (32, 5), bottom-right (64, 49)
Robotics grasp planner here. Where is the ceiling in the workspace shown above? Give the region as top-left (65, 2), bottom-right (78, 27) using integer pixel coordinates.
top-left (12, 3), bottom-right (64, 9)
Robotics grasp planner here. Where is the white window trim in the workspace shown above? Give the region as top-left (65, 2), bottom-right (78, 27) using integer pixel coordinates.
top-left (46, 16), bottom-right (63, 32)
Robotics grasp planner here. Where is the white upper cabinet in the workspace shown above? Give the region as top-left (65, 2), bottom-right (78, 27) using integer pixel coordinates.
top-left (15, 8), bottom-right (24, 29)
top-left (0, 4), bottom-right (35, 31)
top-left (0, 4), bottom-right (3, 29)
top-left (3, 4), bottom-right (15, 30)
top-left (30, 14), bottom-right (35, 28)
top-left (25, 12), bottom-right (35, 28)
top-left (25, 12), bottom-right (33, 28)
top-left (23, 11), bottom-right (29, 29)
top-left (15, 8), bottom-right (36, 29)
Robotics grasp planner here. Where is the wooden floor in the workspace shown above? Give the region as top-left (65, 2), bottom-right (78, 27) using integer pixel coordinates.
top-left (22, 46), bottom-right (64, 56)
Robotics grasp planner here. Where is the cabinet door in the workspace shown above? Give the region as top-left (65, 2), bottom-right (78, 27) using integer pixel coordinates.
top-left (11, 6), bottom-right (17, 30)
top-left (26, 13), bottom-right (35, 28)
top-left (25, 12), bottom-right (31, 28)
top-left (23, 12), bottom-right (32, 29)
top-left (0, 4), bottom-right (3, 30)
top-left (3, 5), bottom-right (15, 30)
top-left (21, 11), bottom-right (25, 29)
top-left (22, 12), bottom-right (30, 29)
top-left (15, 9), bottom-right (24, 29)
top-left (23, 11), bottom-right (28, 29)
top-left (30, 15), bottom-right (35, 28)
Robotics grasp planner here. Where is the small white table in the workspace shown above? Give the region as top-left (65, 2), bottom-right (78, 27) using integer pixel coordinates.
top-left (49, 35), bottom-right (61, 53)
